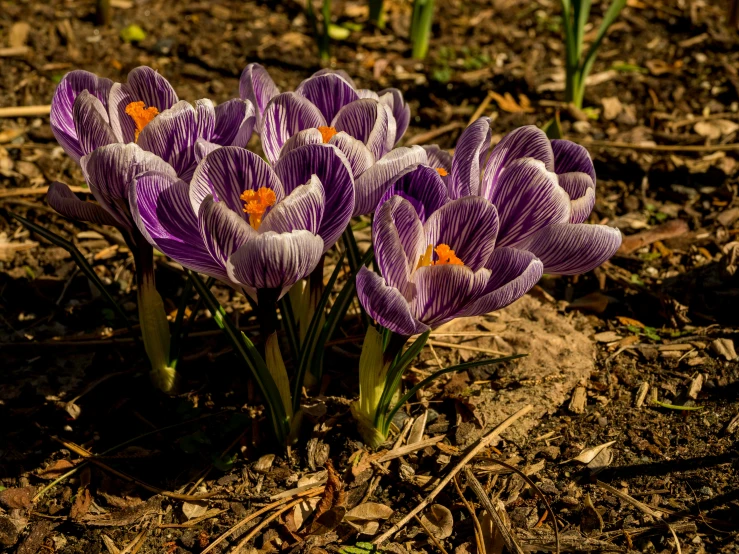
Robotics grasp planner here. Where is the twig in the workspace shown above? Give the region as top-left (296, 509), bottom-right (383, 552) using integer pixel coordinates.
top-left (427, 338), bottom-right (507, 356)
top-left (376, 435), bottom-right (445, 462)
top-left (373, 404), bottom-right (533, 544)
top-left (414, 514), bottom-right (450, 554)
top-left (158, 508), bottom-right (227, 528)
top-left (468, 91), bottom-right (495, 125)
top-left (596, 480), bottom-right (664, 519)
top-left (406, 122), bottom-right (465, 146)
top-left (583, 139), bottom-right (739, 153)
top-left (0, 185), bottom-right (88, 199)
top-left (464, 467), bottom-right (524, 554)
top-left (0, 105), bottom-right (52, 118)
top-left (453, 475), bottom-right (485, 554)
top-left (0, 46), bottom-right (31, 57)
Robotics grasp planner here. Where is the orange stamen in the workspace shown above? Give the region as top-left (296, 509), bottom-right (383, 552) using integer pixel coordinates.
top-left (125, 101), bottom-right (159, 142)
top-left (435, 167), bottom-right (448, 177)
top-left (417, 243), bottom-right (464, 268)
top-left (240, 187), bottom-right (277, 230)
top-left (317, 126), bottom-right (338, 143)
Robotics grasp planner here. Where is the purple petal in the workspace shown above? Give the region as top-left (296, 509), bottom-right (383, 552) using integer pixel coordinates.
top-left (481, 125), bottom-right (555, 201)
top-left (239, 63), bottom-right (280, 132)
top-left (449, 117), bottom-right (491, 199)
top-left (559, 172), bottom-right (596, 224)
top-left (296, 73), bottom-right (360, 123)
top-left (194, 139), bottom-right (220, 163)
top-left (197, 195), bottom-right (256, 271)
top-left (227, 230), bottom-right (324, 296)
top-left (73, 90), bottom-right (117, 157)
top-left (328, 132), bottom-right (375, 178)
top-left (262, 92), bottom-right (327, 165)
top-left (213, 99), bottom-right (256, 147)
top-left (378, 165), bottom-right (449, 222)
top-left (356, 267), bottom-right (429, 336)
top-left (332, 99), bottom-right (395, 160)
top-left (422, 145), bottom-right (453, 173)
top-left (51, 70), bottom-right (114, 162)
top-left (137, 100), bottom-right (200, 180)
top-left (517, 223), bottom-right (622, 275)
top-left (46, 182), bottom-right (120, 227)
top-left (80, 143), bottom-right (178, 230)
top-left (190, 146), bottom-right (284, 218)
top-left (373, 196), bottom-right (425, 295)
top-left (551, 139), bottom-right (596, 184)
top-left (108, 66), bottom-right (179, 143)
top-left (273, 143), bottom-right (354, 251)
top-left (410, 265), bottom-right (479, 329)
top-left (379, 88), bottom-right (410, 144)
top-left (279, 128), bottom-right (324, 159)
top-left (195, 99), bottom-right (216, 142)
top-left (459, 248), bottom-right (543, 316)
top-left (129, 170), bottom-right (228, 280)
top-left (353, 145), bottom-right (427, 216)
top-left (261, 175), bottom-right (325, 235)
top-left (356, 89), bottom-right (380, 100)
top-left (308, 68), bottom-right (357, 88)
top-left (488, 158), bottom-right (571, 248)
top-left (423, 196), bottom-right (499, 272)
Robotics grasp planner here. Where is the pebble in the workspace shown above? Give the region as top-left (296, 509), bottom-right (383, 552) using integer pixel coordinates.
top-left (698, 486), bottom-right (713, 497)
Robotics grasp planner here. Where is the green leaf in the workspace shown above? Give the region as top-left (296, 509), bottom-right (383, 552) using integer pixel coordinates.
top-left (327, 23), bottom-right (351, 40)
top-left (9, 212), bottom-right (133, 334)
top-left (212, 452), bottom-right (237, 472)
top-left (578, 0), bottom-right (627, 94)
top-left (278, 294), bottom-right (301, 363)
top-left (542, 115), bottom-right (563, 139)
top-left (652, 399), bottom-right (703, 411)
top-left (120, 23), bottom-right (147, 43)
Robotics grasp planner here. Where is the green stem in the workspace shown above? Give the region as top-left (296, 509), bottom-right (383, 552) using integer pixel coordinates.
top-left (369, 0), bottom-right (385, 28)
top-left (410, 0), bottom-right (435, 60)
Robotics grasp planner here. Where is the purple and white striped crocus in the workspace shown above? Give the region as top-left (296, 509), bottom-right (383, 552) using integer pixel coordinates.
top-left (356, 195), bottom-right (544, 336)
top-left (49, 65), bottom-right (255, 182)
top-left (434, 119), bottom-right (622, 275)
top-left (240, 63), bottom-right (422, 215)
top-left (129, 143), bottom-right (355, 301)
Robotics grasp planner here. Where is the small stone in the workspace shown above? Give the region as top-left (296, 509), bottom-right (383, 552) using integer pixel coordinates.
top-left (698, 486), bottom-right (713, 497)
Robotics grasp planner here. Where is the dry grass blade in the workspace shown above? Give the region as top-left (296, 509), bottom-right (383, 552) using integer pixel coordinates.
top-left (453, 474), bottom-right (485, 554)
top-left (414, 514), bottom-right (451, 554)
top-left (463, 467), bottom-right (524, 554)
top-left (0, 105), bottom-right (51, 117)
top-left (373, 404), bottom-right (533, 545)
top-left (596, 480), bottom-right (664, 519)
top-left (376, 435), bottom-right (445, 462)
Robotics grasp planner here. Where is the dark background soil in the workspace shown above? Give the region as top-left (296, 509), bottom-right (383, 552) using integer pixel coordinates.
top-left (1, 0), bottom-right (738, 552)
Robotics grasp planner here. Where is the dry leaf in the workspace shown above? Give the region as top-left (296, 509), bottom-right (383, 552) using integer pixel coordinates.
top-left (298, 470), bottom-right (327, 488)
top-left (616, 316), bottom-right (645, 328)
top-left (291, 498), bottom-right (320, 531)
top-left (645, 59), bottom-right (682, 76)
top-left (601, 97), bottom-right (623, 120)
top-left (253, 454), bottom-right (275, 473)
top-left (37, 459), bottom-right (76, 479)
top-left (566, 441), bottom-right (616, 464)
top-left (344, 502), bottom-right (394, 522)
top-left (489, 92), bottom-right (534, 113)
top-left (182, 501), bottom-right (209, 520)
top-left (309, 461), bottom-right (345, 535)
top-left (70, 488), bottom-right (92, 520)
top-left (0, 486), bottom-right (34, 509)
top-left (420, 504), bottom-right (454, 539)
top-left (618, 219), bottom-right (689, 255)
top-left (694, 119), bottom-right (739, 140)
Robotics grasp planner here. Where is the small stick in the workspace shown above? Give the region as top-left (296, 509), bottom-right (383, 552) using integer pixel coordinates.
top-left (414, 514), bottom-right (450, 554)
top-left (373, 404), bottom-right (533, 544)
top-left (0, 46), bottom-right (31, 57)
top-left (406, 122), bottom-right (465, 146)
top-left (453, 475), bottom-right (485, 554)
top-left (0, 185), bottom-right (88, 199)
top-left (0, 105), bottom-right (52, 118)
top-left (596, 480), bottom-right (664, 519)
top-left (468, 91), bottom-right (495, 125)
top-left (427, 338), bottom-right (507, 356)
top-left (584, 139), bottom-right (739, 153)
top-left (377, 435), bottom-right (445, 462)
top-left (464, 467), bottom-right (524, 554)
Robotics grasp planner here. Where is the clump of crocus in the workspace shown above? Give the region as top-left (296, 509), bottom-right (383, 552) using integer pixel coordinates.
top-left (352, 120), bottom-right (622, 447)
top-left (46, 66), bottom-right (255, 393)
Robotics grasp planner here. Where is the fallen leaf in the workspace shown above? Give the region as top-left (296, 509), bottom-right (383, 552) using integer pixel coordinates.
top-left (182, 501), bottom-right (209, 520)
top-left (70, 488), bottom-right (92, 520)
top-left (309, 461), bottom-right (345, 535)
top-left (489, 91), bottom-right (534, 113)
top-left (290, 498), bottom-right (320, 532)
top-left (616, 316), bottom-right (645, 328)
top-left (694, 119), bottom-right (739, 140)
top-left (37, 459), bottom-right (76, 479)
top-left (420, 504), bottom-right (454, 539)
top-left (0, 487), bottom-right (34, 509)
top-left (566, 441), bottom-right (617, 464)
top-left (568, 292), bottom-right (612, 314)
top-left (645, 59), bottom-right (682, 76)
top-left (618, 219), bottom-right (689, 255)
top-left (593, 331), bottom-right (621, 343)
top-left (344, 502), bottom-right (394, 522)
top-left (601, 97), bottom-right (623, 120)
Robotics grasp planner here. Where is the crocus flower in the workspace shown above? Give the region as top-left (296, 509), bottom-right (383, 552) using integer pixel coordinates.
top-left (129, 143), bottom-right (354, 301)
top-left (50, 66), bottom-right (255, 181)
top-left (240, 63), bottom-right (421, 215)
top-left (356, 195), bottom-right (544, 336)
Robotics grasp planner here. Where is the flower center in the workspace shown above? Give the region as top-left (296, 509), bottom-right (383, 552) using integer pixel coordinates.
top-left (435, 167), bottom-right (448, 177)
top-left (417, 244), bottom-right (464, 269)
top-left (240, 187), bottom-right (277, 230)
top-left (125, 101), bottom-right (159, 142)
top-left (317, 126), bottom-right (338, 143)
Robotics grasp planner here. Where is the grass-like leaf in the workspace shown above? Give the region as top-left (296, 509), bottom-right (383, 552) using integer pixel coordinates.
top-left (278, 294), bottom-right (301, 363)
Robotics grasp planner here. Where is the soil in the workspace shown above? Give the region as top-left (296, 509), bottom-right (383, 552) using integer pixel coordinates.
top-left (1, 0), bottom-right (739, 552)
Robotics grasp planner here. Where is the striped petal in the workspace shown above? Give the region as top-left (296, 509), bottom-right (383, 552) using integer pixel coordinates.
top-left (458, 248), bottom-right (543, 316)
top-left (379, 88), bottom-right (410, 144)
top-left (129, 170), bottom-right (227, 280)
top-left (108, 66), bottom-right (179, 143)
top-left (239, 63), bottom-right (280, 133)
top-left (137, 100), bottom-right (199, 180)
top-left (261, 174), bottom-right (325, 235)
top-left (81, 143), bottom-right (177, 230)
top-left (309, 68), bottom-right (357, 88)
top-left (279, 128), bottom-right (324, 159)
top-left (423, 196), bottom-right (499, 272)
top-left (213, 99), bottom-right (256, 147)
top-left (449, 117), bottom-right (491, 199)
top-left (481, 125), bottom-right (554, 201)
top-left (197, 195), bottom-right (256, 271)
top-left (73, 90), bottom-right (117, 157)
top-left (262, 92), bottom-right (327, 165)
top-left (551, 139), bottom-right (596, 184)
top-left (423, 145), bottom-right (453, 174)
top-left (190, 146), bottom-right (284, 218)
top-left (373, 196), bottom-right (425, 295)
top-left (227, 230), bottom-right (324, 297)
top-left (559, 172), bottom-right (596, 224)
top-left (273, 143), bottom-right (354, 251)
top-left (328, 132), bottom-right (375, 178)
top-left (332, 99), bottom-right (395, 160)
top-left (296, 72), bottom-right (360, 123)
top-left (517, 223), bottom-right (622, 275)
top-left (488, 158), bottom-right (571, 248)
top-left (356, 267), bottom-right (429, 337)
top-left (51, 70), bottom-right (114, 162)
top-left (410, 264), bottom-right (479, 329)
top-left (195, 99), bottom-right (216, 142)
top-left (353, 145), bottom-right (427, 216)
top-left (46, 182), bottom-right (120, 227)
top-left (194, 139), bottom-right (220, 163)
top-left (378, 165), bottom-right (449, 222)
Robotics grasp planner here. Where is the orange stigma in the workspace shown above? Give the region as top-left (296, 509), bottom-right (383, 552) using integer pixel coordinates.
top-left (417, 244), bottom-right (464, 269)
top-left (240, 187), bottom-right (277, 230)
top-left (317, 126), bottom-right (338, 143)
top-left (435, 167), bottom-right (448, 177)
top-left (125, 101), bottom-right (159, 141)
